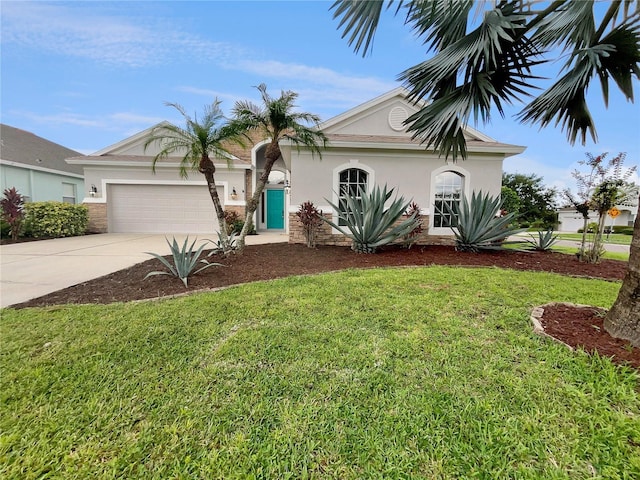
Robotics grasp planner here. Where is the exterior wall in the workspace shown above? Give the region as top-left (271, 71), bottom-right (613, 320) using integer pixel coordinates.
top-left (288, 212), bottom-right (455, 247)
top-left (82, 165), bottom-right (245, 205)
top-left (1, 164), bottom-right (84, 203)
top-left (290, 148), bottom-right (503, 224)
top-left (84, 202), bottom-right (108, 233)
top-left (81, 163), bottom-right (246, 232)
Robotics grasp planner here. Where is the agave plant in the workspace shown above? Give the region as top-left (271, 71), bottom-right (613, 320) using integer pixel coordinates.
top-left (145, 236), bottom-right (222, 287)
top-left (445, 191), bottom-right (525, 252)
top-left (206, 231), bottom-right (240, 256)
top-left (322, 184), bottom-right (420, 253)
top-left (526, 229), bottom-right (559, 251)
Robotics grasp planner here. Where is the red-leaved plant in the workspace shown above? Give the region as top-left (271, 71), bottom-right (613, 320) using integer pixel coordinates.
top-left (296, 201), bottom-right (323, 248)
top-left (1, 187), bottom-right (25, 241)
top-left (403, 201), bottom-right (423, 248)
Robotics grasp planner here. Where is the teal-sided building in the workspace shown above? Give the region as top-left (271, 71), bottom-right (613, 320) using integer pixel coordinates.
top-left (0, 124), bottom-right (84, 204)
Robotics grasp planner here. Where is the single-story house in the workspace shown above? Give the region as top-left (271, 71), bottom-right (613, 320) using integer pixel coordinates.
top-left (68, 88), bottom-right (526, 244)
top-left (0, 124), bottom-right (84, 203)
top-left (557, 199), bottom-right (638, 233)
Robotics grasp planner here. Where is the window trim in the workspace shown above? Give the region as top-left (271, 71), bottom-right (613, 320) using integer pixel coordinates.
top-left (331, 161), bottom-right (375, 233)
top-left (62, 182), bottom-right (77, 204)
top-left (430, 165), bottom-right (470, 235)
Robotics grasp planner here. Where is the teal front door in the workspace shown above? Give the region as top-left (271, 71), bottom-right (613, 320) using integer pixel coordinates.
top-left (266, 189), bottom-right (285, 229)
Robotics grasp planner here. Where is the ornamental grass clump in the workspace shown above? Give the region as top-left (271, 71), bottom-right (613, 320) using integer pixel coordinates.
top-left (296, 201), bottom-right (323, 248)
top-left (322, 184), bottom-right (420, 253)
top-left (446, 190), bottom-right (525, 252)
top-left (145, 236), bottom-right (222, 287)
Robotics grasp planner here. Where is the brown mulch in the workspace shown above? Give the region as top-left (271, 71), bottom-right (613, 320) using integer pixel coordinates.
top-left (539, 303), bottom-right (639, 369)
top-left (10, 242), bottom-right (638, 369)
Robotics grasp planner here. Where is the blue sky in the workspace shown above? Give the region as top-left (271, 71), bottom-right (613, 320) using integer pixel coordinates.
top-left (2, 0), bottom-right (639, 193)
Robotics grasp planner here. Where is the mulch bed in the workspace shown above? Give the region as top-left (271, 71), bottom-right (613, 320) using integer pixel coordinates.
top-left (9, 242), bottom-right (638, 369)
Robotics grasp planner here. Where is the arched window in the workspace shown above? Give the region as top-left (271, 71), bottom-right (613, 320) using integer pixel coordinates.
top-left (434, 171), bottom-right (464, 227)
top-left (338, 168), bottom-right (368, 226)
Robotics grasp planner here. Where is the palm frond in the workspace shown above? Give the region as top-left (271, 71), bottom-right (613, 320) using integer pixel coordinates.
top-left (518, 57), bottom-right (596, 144)
top-left (330, 0), bottom-right (391, 56)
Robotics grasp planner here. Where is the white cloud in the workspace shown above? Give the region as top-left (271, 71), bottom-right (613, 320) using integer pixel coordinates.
top-left (1, 2), bottom-right (238, 67)
top-left (175, 87), bottom-right (244, 106)
top-left (12, 110), bottom-right (164, 132)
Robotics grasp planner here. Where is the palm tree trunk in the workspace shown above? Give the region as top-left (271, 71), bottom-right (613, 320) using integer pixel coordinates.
top-left (237, 141), bottom-right (281, 250)
top-left (199, 155), bottom-right (231, 253)
top-left (604, 196), bottom-right (640, 347)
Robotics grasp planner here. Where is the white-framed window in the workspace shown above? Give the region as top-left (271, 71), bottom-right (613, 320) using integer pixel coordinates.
top-left (433, 171), bottom-right (464, 228)
top-left (338, 167), bottom-right (368, 226)
top-left (62, 182), bottom-right (76, 204)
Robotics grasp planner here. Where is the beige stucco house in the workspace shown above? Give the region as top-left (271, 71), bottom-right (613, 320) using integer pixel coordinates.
top-left (68, 88), bottom-right (525, 244)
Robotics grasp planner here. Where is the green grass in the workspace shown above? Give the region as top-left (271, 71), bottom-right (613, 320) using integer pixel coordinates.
top-left (555, 233), bottom-right (632, 245)
top-left (550, 245), bottom-right (630, 262)
top-left (1, 267), bottom-right (638, 479)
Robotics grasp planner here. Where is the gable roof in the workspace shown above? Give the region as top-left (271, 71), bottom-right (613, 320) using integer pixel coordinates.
top-left (69, 122), bottom-right (253, 169)
top-left (318, 87), bottom-right (523, 155)
top-left (0, 124), bottom-right (84, 176)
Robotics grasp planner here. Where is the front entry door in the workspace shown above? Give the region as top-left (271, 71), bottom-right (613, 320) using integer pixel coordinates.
top-left (266, 189), bottom-right (285, 229)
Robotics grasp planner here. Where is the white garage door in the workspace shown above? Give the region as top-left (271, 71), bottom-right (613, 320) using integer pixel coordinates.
top-left (108, 184), bottom-right (220, 234)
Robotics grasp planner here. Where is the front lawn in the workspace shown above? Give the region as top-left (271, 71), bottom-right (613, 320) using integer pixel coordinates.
top-left (1, 267), bottom-right (638, 479)
top-left (555, 233), bottom-right (633, 245)
top-left (550, 245), bottom-right (630, 262)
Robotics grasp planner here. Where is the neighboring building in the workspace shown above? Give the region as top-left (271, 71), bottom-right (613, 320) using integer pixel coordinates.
top-left (557, 194), bottom-right (638, 232)
top-left (69, 88), bottom-right (526, 243)
top-left (0, 124), bottom-right (84, 203)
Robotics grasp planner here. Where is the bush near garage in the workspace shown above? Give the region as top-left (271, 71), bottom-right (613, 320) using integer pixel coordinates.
top-left (24, 202), bottom-right (88, 238)
top-left (612, 225), bottom-right (634, 235)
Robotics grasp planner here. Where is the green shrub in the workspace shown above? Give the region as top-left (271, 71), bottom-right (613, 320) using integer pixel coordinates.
top-left (612, 226), bottom-right (634, 235)
top-left (24, 202), bottom-right (88, 238)
top-left (1, 219), bottom-right (11, 238)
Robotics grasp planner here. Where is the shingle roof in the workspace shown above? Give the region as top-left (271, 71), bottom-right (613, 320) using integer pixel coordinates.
top-left (0, 124), bottom-right (84, 176)
top-left (324, 133), bottom-right (525, 154)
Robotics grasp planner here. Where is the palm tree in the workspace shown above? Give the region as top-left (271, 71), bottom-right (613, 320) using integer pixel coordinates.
top-left (144, 100), bottom-right (245, 254)
top-left (231, 84), bottom-right (328, 249)
top-left (331, 0), bottom-right (640, 346)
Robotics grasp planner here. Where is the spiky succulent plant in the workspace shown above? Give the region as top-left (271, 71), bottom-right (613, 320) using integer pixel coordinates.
top-left (322, 184), bottom-right (420, 253)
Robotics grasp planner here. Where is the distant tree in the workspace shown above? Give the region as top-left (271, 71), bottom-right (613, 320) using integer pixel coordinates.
top-left (567, 152), bottom-right (637, 262)
top-left (145, 100), bottom-right (245, 254)
top-left (500, 186), bottom-right (521, 217)
top-left (231, 84), bottom-right (327, 250)
top-left (502, 173), bottom-right (557, 227)
top-left (331, 0), bottom-right (640, 346)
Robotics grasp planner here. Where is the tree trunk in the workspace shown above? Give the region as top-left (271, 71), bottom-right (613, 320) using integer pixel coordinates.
top-left (604, 195), bottom-right (640, 347)
top-left (237, 141), bottom-right (282, 250)
top-left (199, 154), bottom-right (231, 254)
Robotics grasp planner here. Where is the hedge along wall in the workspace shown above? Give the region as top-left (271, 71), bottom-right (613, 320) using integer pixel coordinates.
top-left (24, 202), bottom-right (88, 238)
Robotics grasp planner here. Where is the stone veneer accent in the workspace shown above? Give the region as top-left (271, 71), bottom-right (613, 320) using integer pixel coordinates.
top-left (288, 213), bottom-right (455, 247)
top-left (224, 205), bottom-right (245, 219)
top-left (85, 203), bottom-right (108, 233)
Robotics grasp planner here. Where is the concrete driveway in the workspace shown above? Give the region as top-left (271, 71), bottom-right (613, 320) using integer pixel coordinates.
top-left (0, 233), bottom-right (287, 308)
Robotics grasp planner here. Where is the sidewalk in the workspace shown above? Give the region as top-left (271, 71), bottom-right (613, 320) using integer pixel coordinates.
top-left (0, 233), bottom-right (287, 308)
